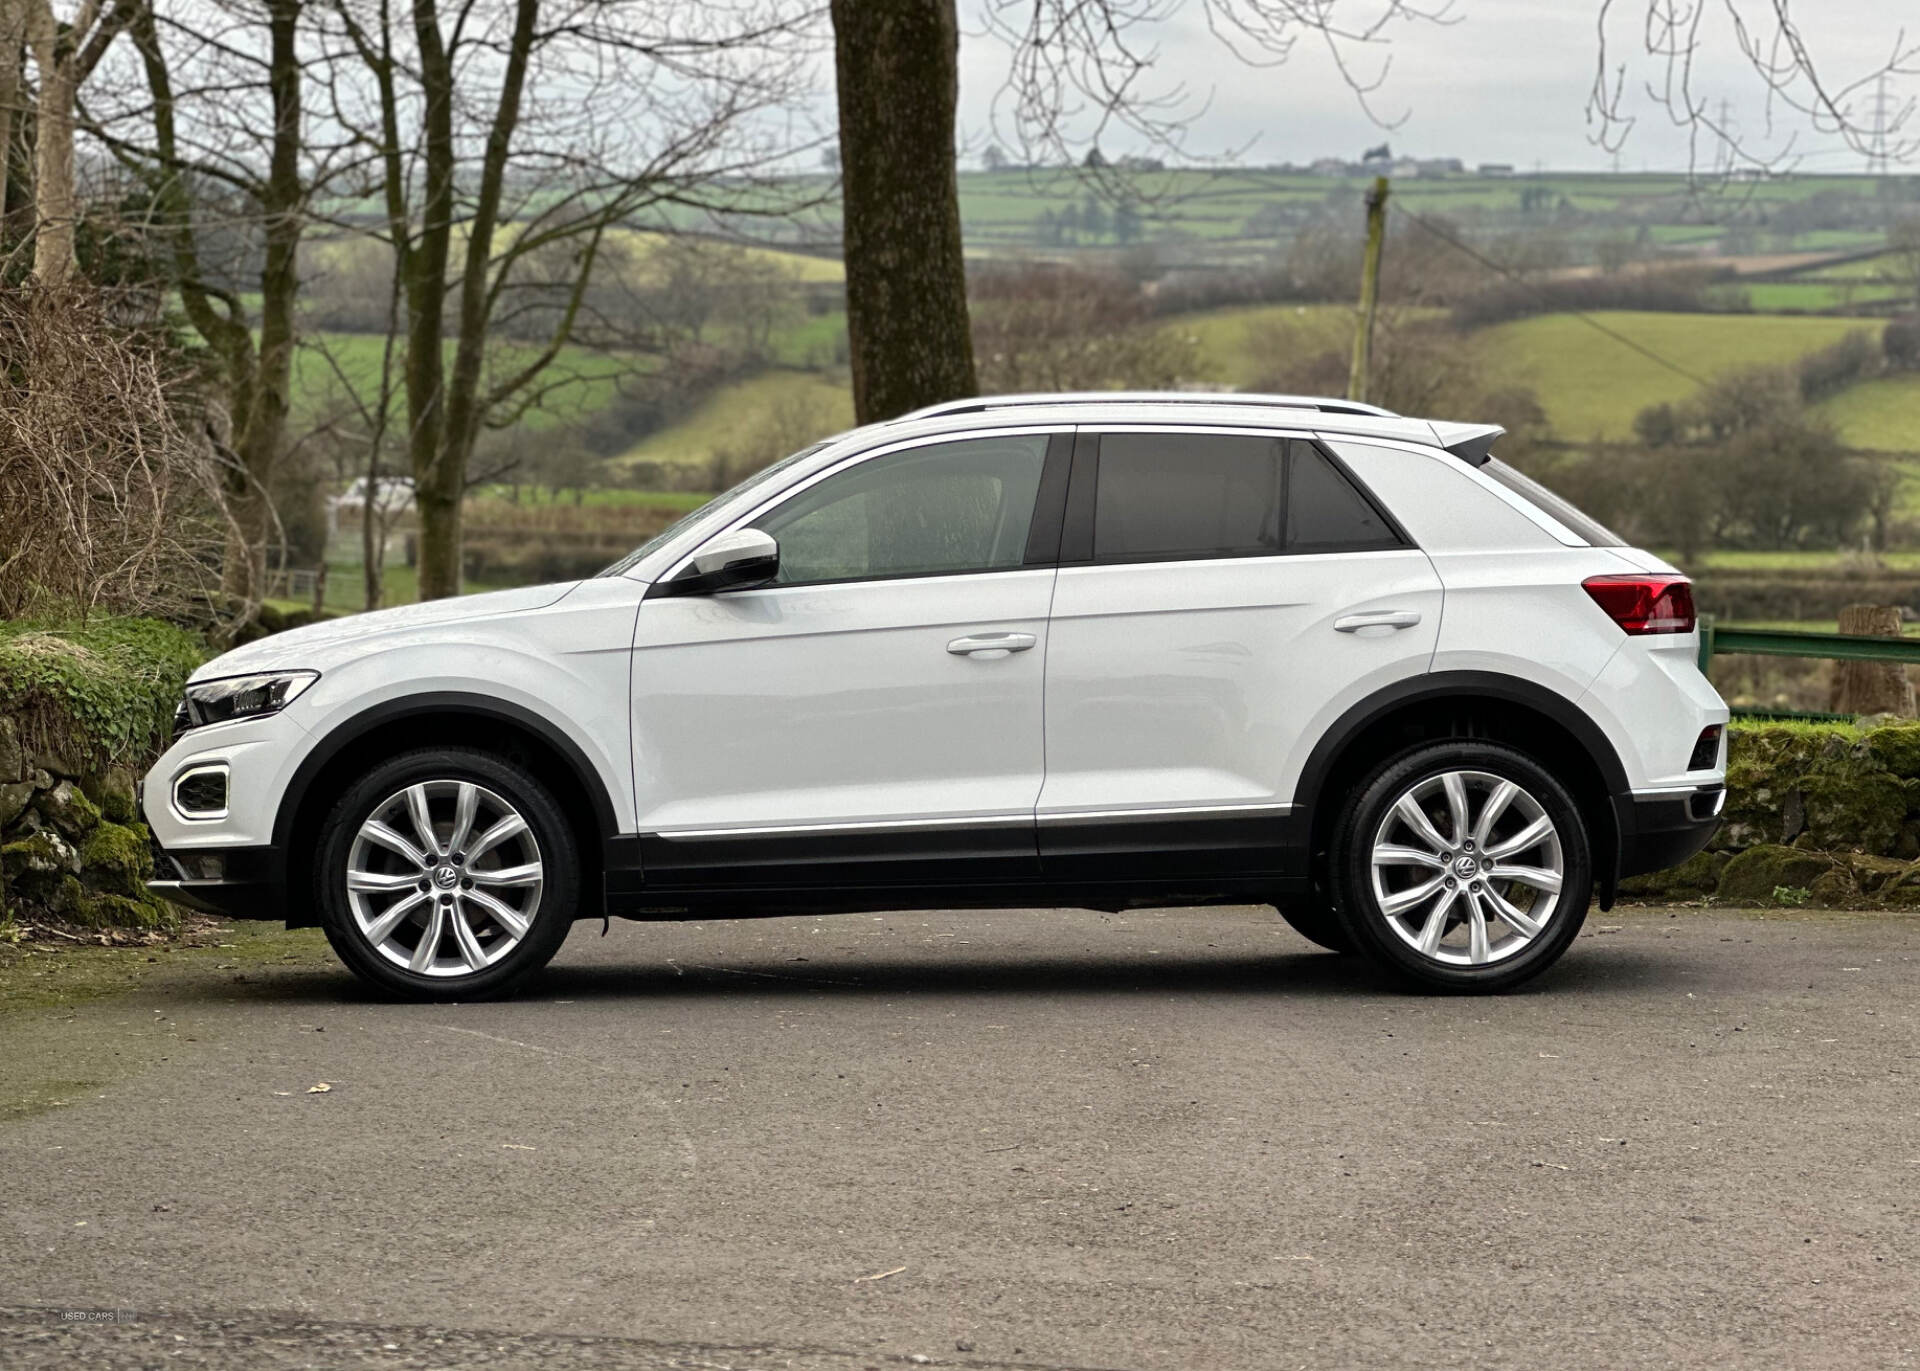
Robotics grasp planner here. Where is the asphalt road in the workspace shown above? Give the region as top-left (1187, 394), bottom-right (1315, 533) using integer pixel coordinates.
top-left (3, 904), bottom-right (1917, 1370)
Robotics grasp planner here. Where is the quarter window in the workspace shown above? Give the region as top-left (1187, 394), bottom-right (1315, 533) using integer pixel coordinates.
top-left (1286, 440), bottom-right (1401, 550)
top-left (752, 434), bottom-right (1050, 586)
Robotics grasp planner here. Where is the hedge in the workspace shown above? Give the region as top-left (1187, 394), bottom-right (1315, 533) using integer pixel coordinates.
top-left (0, 616), bottom-right (204, 775)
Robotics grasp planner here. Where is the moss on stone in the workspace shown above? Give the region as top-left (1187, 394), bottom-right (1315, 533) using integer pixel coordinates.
top-left (1860, 724), bottom-right (1920, 780)
top-left (1621, 846), bottom-right (1725, 898)
top-left (1799, 770), bottom-right (1912, 852)
top-left (96, 783), bottom-right (136, 826)
top-left (76, 892), bottom-right (177, 932)
top-left (35, 782), bottom-right (101, 839)
top-left (75, 821), bottom-right (151, 898)
top-left (1717, 844), bottom-right (1838, 903)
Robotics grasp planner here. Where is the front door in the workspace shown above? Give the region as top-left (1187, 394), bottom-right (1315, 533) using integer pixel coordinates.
top-left (629, 430), bottom-right (1067, 888)
top-left (1037, 428), bottom-right (1443, 879)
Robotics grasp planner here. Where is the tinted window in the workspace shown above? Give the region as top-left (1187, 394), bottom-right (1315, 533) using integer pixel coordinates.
top-left (753, 435), bottom-right (1049, 585)
top-left (1094, 433), bottom-right (1282, 561)
top-left (1286, 441), bottom-right (1401, 550)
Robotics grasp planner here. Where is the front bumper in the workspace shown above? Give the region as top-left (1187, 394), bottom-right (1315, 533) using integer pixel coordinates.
top-left (144, 821), bottom-right (286, 920)
top-left (1614, 785), bottom-right (1725, 880)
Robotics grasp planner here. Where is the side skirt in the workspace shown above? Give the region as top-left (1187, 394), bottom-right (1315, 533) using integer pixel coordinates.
top-left (602, 809), bottom-right (1312, 920)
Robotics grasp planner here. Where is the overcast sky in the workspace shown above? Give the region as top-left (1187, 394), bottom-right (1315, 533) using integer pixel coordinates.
top-left (950, 0), bottom-right (1916, 173)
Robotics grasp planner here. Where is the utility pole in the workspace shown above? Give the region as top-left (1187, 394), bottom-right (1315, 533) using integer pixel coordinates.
top-left (1867, 72), bottom-right (1893, 176)
top-left (1348, 176), bottom-right (1389, 405)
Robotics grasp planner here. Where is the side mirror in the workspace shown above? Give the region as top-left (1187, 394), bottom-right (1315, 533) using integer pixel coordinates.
top-left (668, 527), bottom-right (780, 596)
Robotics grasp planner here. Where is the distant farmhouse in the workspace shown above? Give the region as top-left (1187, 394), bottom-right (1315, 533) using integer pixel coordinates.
top-left (1311, 145), bottom-right (1468, 178)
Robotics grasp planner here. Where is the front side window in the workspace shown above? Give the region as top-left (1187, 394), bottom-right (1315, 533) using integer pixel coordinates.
top-left (752, 434), bottom-right (1050, 586)
top-left (1091, 432), bottom-right (1401, 563)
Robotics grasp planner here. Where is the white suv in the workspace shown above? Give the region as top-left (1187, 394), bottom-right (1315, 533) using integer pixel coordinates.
top-left (143, 393), bottom-right (1727, 998)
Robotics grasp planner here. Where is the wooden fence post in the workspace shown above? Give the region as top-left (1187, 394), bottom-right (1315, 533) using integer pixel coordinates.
top-left (1829, 604), bottom-right (1915, 716)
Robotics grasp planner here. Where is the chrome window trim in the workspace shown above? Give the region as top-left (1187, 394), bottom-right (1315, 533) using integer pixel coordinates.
top-left (648, 800), bottom-right (1295, 840)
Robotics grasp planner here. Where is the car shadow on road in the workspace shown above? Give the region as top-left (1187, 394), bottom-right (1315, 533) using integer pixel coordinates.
top-left (189, 939), bottom-right (1696, 1007)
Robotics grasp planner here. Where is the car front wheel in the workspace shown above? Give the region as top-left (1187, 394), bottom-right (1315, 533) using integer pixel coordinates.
top-left (316, 747), bottom-right (580, 1000)
top-left (1327, 741), bottom-right (1592, 992)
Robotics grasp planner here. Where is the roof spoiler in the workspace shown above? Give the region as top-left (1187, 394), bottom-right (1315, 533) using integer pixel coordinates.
top-left (1430, 421), bottom-right (1505, 466)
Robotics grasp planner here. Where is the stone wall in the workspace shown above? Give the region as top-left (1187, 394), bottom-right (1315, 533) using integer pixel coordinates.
top-left (1623, 721), bottom-right (1920, 907)
top-left (0, 713), bottom-right (173, 931)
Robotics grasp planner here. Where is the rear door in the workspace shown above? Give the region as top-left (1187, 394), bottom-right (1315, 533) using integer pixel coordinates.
top-left (1037, 427), bottom-right (1442, 879)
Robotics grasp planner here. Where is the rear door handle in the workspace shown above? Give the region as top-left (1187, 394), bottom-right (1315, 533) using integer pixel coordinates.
top-left (1334, 610), bottom-right (1422, 633)
top-left (948, 632), bottom-right (1037, 659)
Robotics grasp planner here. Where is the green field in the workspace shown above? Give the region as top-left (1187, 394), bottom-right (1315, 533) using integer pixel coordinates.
top-left (613, 369), bottom-right (854, 472)
top-left (1814, 375), bottom-right (1920, 452)
top-left (1473, 311), bottom-right (1890, 441)
top-left (1161, 303), bottom-right (1388, 389)
top-left (292, 332), bottom-right (631, 430)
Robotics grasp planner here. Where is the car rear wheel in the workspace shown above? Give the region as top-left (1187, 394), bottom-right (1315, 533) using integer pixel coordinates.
top-left (1327, 741), bottom-right (1591, 992)
top-left (317, 747), bottom-right (579, 1000)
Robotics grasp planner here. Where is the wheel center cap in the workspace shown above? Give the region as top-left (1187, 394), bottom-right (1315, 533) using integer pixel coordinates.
top-left (432, 864), bottom-right (460, 889)
top-left (1452, 854), bottom-right (1480, 879)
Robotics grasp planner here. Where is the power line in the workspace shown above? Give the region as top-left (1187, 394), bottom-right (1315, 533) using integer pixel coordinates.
top-left (1389, 201), bottom-right (1714, 390)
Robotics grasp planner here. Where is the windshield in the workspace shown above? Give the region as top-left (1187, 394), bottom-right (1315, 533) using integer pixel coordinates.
top-left (597, 440), bottom-right (835, 578)
top-left (1481, 457), bottom-right (1626, 547)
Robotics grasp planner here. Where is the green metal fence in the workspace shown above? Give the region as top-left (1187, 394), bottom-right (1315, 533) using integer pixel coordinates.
top-left (1697, 619), bottom-right (1920, 721)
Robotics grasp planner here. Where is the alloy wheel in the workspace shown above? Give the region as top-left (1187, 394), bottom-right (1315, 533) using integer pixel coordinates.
top-left (345, 780), bottom-right (545, 978)
top-left (1367, 769), bottom-right (1565, 967)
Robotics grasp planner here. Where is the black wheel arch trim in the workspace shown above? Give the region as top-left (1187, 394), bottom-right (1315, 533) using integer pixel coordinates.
top-left (272, 691), bottom-right (624, 857)
top-left (1293, 670), bottom-right (1631, 903)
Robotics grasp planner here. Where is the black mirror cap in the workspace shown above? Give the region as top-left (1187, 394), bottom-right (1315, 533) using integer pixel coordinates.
top-left (660, 551), bottom-right (780, 597)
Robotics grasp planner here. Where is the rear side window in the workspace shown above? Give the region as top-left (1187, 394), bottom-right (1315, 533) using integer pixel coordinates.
top-left (1094, 433), bottom-right (1282, 561)
top-left (1090, 432), bottom-right (1402, 562)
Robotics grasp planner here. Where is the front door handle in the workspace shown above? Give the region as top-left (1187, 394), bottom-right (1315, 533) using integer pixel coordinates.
top-left (948, 632), bottom-right (1037, 659)
top-left (1334, 610), bottom-right (1422, 634)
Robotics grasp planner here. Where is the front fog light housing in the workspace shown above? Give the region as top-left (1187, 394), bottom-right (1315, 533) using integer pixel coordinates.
top-left (177, 670), bottom-right (318, 732)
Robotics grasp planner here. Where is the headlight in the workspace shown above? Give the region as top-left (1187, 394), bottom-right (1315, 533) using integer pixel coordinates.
top-left (175, 670), bottom-right (319, 732)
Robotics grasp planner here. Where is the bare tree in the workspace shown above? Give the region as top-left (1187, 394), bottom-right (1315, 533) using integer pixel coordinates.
top-left (0, 1), bottom-right (29, 218)
top-left (20, 0), bottom-right (139, 285)
top-left (320, 0), bottom-right (807, 599)
top-left (73, 0), bottom-right (324, 619)
top-left (0, 285), bottom-right (235, 620)
top-left (1587, 1), bottom-right (1919, 174)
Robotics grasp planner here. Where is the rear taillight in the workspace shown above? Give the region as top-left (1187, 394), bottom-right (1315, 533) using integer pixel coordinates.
top-left (1582, 574), bottom-right (1696, 635)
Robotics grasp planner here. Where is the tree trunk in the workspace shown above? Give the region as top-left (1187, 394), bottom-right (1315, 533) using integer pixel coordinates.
top-left (0, 2), bottom-right (26, 219)
top-left (221, 0), bottom-right (304, 617)
top-left (829, 0), bottom-right (976, 423)
top-left (415, 487), bottom-right (462, 601)
top-left (404, 0), bottom-right (458, 599)
top-left (26, 0), bottom-right (77, 286)
top-left (1829, 604), bottom-right (1915, 718)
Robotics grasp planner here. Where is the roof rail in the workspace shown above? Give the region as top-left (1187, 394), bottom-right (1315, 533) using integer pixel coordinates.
top-left (898, 391), bottom-right (1400, 423)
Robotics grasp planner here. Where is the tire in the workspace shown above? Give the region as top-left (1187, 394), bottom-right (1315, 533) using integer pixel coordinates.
top-left (1275, 898), bottom-right (1356, 953)
top-left (316, 746), bottom-right (581, 1000)
top-left (1326, 740), bottom-right (1592, 992)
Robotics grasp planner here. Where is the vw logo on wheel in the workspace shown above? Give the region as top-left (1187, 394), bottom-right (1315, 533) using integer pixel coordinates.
top-left (1452, 854), bottom-right (1480, 879)
top-left (432, 864), bottom-right (460, 889)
